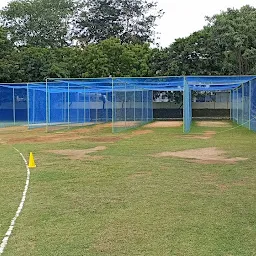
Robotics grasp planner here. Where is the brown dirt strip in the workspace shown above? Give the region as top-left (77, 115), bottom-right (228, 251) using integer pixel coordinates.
top-left (153, 147), bottom-right (247, 164)
top-left (196, 121), bottom-right (232, 127)
top-left (145, 121), bottom-right (183, 128)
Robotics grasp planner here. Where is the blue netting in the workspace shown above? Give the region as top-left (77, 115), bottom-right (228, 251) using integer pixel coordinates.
top-left (0, 85), bottom-right (27, 127)
top-left (230, 78), bottom-right (256, 132)
top-left (250, 79), bottom-right (256, 131)
top-left (2, 76), bottom-right (256, 133)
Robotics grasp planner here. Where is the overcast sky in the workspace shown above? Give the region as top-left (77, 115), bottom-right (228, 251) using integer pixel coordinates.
top-left (1, 0), bottom-right (256, 47)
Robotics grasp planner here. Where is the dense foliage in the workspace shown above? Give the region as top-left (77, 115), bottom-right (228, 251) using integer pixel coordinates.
top-left (0, 2), bottom-right (256, 83)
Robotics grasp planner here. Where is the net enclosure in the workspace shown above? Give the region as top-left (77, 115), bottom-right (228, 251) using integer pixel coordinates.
top-left (1, 75), bottom-right (256, 133)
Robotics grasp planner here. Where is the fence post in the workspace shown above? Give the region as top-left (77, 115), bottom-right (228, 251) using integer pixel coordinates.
top-left (68, 82), bottom-right (70, 129)
top-left (46, 79), bottom-right (49, 132)
top-left (249, 81), bottom-right (252, 130)
top-left (134, 85), bottom-right (136, 122)
top-left (141, 90), bottom-right (144, 122)
top-left (242, 83), bottom-right (244, 124)
top-left (125, 83), bottom-right (127, 128)
top-left (237, 88), bottom-right (239, 123)
top-left (111, 78), bottom-right (114, 133)
top-left (12, 87), bottom-right (16, 125)
top-left (106, 92), bottom-right (108, 122)
top-left (84, 87), bottom-right (86, 123)
top-left (27, 83), bottom-right (30, 128)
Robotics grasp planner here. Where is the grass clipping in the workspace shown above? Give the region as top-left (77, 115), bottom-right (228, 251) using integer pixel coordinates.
top-left (153, 147), bottom-right (247, 164)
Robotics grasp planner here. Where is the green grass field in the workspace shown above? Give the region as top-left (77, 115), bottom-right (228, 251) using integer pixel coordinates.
top-left (0, 122), bottom-right (256, 255)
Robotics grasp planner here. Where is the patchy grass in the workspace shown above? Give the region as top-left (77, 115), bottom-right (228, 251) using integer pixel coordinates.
top-left (0, 121), bottom-right (256, 256)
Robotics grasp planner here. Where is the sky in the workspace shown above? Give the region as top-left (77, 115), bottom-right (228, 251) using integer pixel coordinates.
top-left (0, 0), bottom-right (256, 47)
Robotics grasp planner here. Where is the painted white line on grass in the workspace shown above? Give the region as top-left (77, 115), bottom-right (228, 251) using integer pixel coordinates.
top-left (0, 147), bottom-right (30, 255)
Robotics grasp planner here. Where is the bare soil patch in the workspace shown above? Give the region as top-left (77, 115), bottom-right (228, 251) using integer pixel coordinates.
top-left (145, 121), bottom-right (183, 128)
top-left (48, 146), bottom-right (106, 160)
top-left (153, 147), bottom-right (247, 164)
top-left (196, 121), bottom-right (232, 127)
top-left (113, 121), bottom-right (141, 127)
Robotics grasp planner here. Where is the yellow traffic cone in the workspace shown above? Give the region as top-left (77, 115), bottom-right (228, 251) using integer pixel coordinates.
top-left (28, 152), bottom-right (36, 168)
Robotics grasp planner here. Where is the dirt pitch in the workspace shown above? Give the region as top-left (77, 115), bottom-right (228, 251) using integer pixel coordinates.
top-left (145, 121), bottom-right (183, 128)
top-left (196, 121), bottom-right (232, 127)
top-left (153, 147), bottom-right (248, 164)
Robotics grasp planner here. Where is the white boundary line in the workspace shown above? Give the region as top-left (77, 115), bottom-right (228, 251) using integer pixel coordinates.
top-left (0, 148), bottom-right (30, 255)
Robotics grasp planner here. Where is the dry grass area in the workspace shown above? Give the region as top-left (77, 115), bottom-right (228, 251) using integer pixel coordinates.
top-left (145, 121), bottom-right (183, 128)
top-left (153, 147), bottom-right (248, 164)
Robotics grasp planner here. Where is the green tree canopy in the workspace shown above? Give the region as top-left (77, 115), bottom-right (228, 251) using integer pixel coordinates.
top-left (0, 0), bottom-right (76, 47)
top-left (76, 0), bottom-right (163, 44)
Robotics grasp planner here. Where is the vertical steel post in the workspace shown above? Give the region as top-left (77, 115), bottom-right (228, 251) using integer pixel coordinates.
top-left (125, 83), bottom-right (127, 128)
top-left (46, 79), bottom-right (49, 132)
top-left (146, 90), bottom-right (149, 122)
top-left (27, 83), bottom-right (30, 128)
top-left (68, 82), bottom-right (70, 129)
top-left (88, 92), bottom-right (91, 122)
top-left (13, 88), bottom-right (16, 125)
top-left (249, 81), bottom-right (252, 130)
top-left (141, 90), bottom-right (144, 122)
top-left (112, 78), bottom-right (114, 133)
top-left (84, 87), bottom-right (86, 123)
top-left (134, 85), bottom-right (136, 122)
top-left (242, 83), bottom-right (244, 124)
top-left (237, 88), bottom-right (239, 123)
top-left (32, 88), bottom-right (35, 124)
top-left (106, 92), bottom-right (108, 122)
top-left (95, 93), bottom-right (98, 123)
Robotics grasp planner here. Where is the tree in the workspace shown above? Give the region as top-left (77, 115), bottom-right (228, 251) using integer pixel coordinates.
top-left (206, 5), bottom-right (256, 74)
top-left (79, 38), bottom-right (152, 77)
top-left (0, 0), bottom-right (76, 47)
top-left (75, 0), bottom-right (163, 44)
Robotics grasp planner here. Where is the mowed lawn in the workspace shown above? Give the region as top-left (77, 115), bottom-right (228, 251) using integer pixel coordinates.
top-left (0, 122), bottom-right (256, 256)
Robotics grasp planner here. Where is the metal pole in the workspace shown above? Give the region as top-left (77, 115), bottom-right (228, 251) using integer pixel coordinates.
top-left (134, 85), bottom-right (136, 122)
top-left (141, 90), bottom-right (144, 122)
top-left (64, 92), bottom-right (66, 123)
top-left (146, 90), bottom-right (149, 122)
top-left (242, 83), bottom-right (244, 124)
top-left (84, 87), bottom-right (86, 123)
top-left (96, 93), bottom-right (98, 123)
top-left (112, 78), bottom-right (114, 133)
top-left (125, 84), bottom-right (127, 127)
top-left (88, 92), bottom-right (91, 122)
top-left (237, 88), bottom-right (239, 123)
top-left (152, 91), bottom-right (154, 121)
top-left (249, 81), bottom-right (252, 130)
top-left (33, 88), bottom-right (35, 124)
top-left (48, 86), bottom-right (51, 125)
top-left (27, 83), bottom-right (30, 129)
top-left (229, 90), bottom-right (232, 121)
top-left (77, 92), bottom-right (79, 124)
top-left (68, 83), bottom-right (70, 129)
top-left (62, 92), bottom-right (64, 122)
top-left (46, 79), bottom-right (48, 132)
top-left (13, 88), bottom-right (16, 125)
top-left (106, 92), bottom-right (108, 122)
